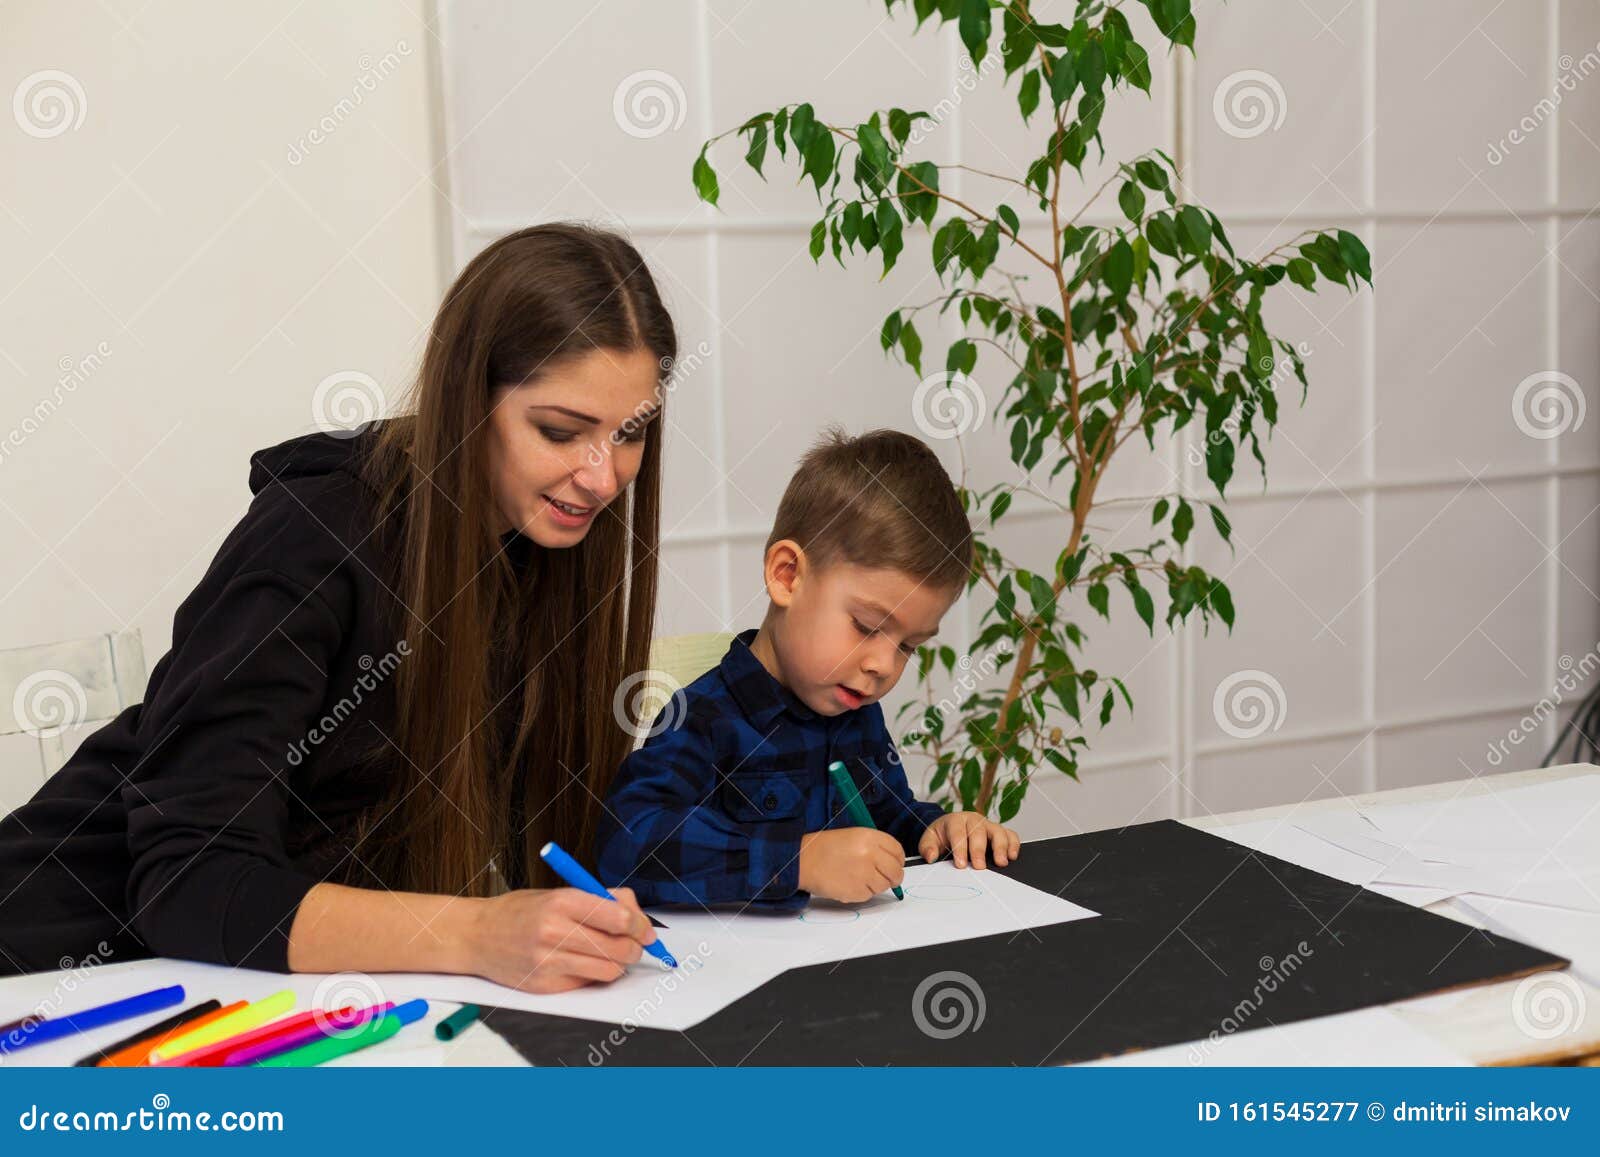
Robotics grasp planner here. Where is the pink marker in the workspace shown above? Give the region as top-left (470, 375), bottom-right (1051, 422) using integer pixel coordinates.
top-left (220, 1003), bottom-right (393, 1067)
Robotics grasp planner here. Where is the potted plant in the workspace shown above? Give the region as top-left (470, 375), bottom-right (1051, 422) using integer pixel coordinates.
top-left (691, 0), bottom-right (1372, 820)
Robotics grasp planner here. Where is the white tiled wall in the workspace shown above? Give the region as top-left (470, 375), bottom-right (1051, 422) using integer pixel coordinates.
top-left (436, 0), bottom-right (1600, 837)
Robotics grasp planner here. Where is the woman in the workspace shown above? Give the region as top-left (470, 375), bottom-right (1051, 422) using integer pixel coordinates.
top-left (0, 223), bottom-right (673, 993)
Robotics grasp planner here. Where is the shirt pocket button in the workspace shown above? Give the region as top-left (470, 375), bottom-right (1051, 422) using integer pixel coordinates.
top-left (762, 791), bottom-right (779, 812)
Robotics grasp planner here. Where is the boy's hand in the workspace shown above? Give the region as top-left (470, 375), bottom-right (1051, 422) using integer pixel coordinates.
top-left (798, 828), bottom-right (906, 903)
top-left (918, 812), bottom-right (1021, 869)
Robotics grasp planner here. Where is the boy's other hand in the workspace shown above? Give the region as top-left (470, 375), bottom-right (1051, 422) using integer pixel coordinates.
top-left (798, 828), bottom-right (906, 903)
top-left (918, 812), bottom-right (1021, 869)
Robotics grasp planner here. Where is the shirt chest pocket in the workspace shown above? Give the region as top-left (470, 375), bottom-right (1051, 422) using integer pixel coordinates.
top-left (719, 769), bottom-right (808, 822)
top-left (828, 754), bottom-right (892, 818)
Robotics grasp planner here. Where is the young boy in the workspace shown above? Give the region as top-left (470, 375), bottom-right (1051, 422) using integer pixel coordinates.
top-left (596, 425), bottom-right (1019, 909)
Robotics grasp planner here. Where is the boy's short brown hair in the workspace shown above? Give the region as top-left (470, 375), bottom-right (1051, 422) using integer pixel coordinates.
top-left (765, 425), bottom-right (974, 593)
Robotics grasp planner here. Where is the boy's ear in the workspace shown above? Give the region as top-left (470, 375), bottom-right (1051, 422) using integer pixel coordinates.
top-left (763, 539), bottom-right (804, 606)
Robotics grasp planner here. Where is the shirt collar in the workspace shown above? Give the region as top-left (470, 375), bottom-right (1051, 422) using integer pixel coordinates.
top-left (720, 627), bottom-right (820, 729)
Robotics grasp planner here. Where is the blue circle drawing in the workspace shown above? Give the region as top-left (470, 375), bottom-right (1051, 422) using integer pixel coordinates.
top-left (799, 906), bottom-right (862, 924)
top-left (904, 883), bottom-right (982, 902)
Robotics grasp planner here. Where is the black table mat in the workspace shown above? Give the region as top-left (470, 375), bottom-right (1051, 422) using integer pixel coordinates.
top-left (478, 819), bottom-right (1567, 1065)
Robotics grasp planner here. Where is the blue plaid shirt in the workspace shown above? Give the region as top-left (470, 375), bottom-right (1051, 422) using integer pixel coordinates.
top-left (596, 628), bottom-right (946, 909)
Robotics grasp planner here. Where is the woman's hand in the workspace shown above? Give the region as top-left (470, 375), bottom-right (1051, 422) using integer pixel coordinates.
top-left (465, 886), bottom-right (658, 993)
top-left (917, 813), bottom-right (1021, 869)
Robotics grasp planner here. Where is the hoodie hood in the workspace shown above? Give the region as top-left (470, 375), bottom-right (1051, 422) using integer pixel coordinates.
top-left (248, 424), bottom-right (381, 497)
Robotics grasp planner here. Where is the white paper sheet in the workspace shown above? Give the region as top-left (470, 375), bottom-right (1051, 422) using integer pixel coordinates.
top-left (1453, 895), bottom-right (1600, 988)
top-left (1074, 1006), bottom-right (1470, 1067)
top-left (648, 859), bottom-right (1099, 968)
top-left (1202, 817), bottom-right (1386, 886)
top-left (1289, 778), bottom-right (1600, 915)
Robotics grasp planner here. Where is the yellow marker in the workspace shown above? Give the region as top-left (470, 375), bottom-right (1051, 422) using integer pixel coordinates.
top-left (146, 990), bottom-right (296, 1063)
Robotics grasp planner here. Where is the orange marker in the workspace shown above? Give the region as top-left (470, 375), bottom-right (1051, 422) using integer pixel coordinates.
top-left (98, 1001), bottom-right (249, 1067)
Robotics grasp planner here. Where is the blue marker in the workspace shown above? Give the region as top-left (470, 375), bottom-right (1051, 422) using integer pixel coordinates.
top-left (0, 984), bottom-right (186, 1054)
top-left (539, 841), bottom-right (677, 968)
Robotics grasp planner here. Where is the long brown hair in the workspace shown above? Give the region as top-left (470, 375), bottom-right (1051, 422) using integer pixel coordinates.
top-left (350, 222), bottom-right (674, 898)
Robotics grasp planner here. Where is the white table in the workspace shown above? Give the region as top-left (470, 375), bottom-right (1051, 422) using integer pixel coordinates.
top-left (1184, 761), bottom-right (1600, 1066)
top-left (3, 764), bottom-right (1597, 1067)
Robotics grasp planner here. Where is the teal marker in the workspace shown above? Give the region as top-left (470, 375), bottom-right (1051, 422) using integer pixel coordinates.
top-left (539, 841), bottom-right (677, 967)
top-left (827, 760), bottom-right (904, 900)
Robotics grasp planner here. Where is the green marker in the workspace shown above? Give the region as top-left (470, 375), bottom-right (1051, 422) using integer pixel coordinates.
top-left (254, 1001), bottom-right (422, 1067)
top-left (435, 1003), bottom-right (481, 1041)
top-left (827, 759), bottom-right (904, 900)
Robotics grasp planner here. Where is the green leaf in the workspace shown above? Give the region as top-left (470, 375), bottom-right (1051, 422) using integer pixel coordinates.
top-left (888, 107), bottom-right (913, 144)
top-left (1336, 228), bottom-right (1372, 285)
top-left (997, 203), bottom-right (1020, 236)
top-left (803, 127), bottom-right (836, 193)
top-left (1286, 257), bottom-right (1317, 290)
top-left (990, 489), bottom-right (1012, 521)
top-left (1172, 497), bottom-right (1194, 545)
top-left (1209, 577), bottom-right (1236, 628)
top-left (1047, 51), bottom-right (1077, 107)
top-left (1130, 582), bottom-right (1155, 633)
top-left (1018, 68), bottom-right (1041, 122)
top-left (1145, 213), bottom-right (1179, 257)
top-left (958, 0), bottom-right (991, 66)
top-left (1206, 432), bottom-right (1236, 495)
top-left (1099, 687), bottom-right (1114, 725)
top-left (1134, 158), bottom-right (1169, 190)
top-left (742, 123), bottom-right (768, 177)
top-left (1104, 237), bottom-right (1134, 296)
top-left (788, 102), bottom-right (816, 152)
top-left (1087, 581), bottom-right (1110, 619)
top-left (899, 318), bottom-right (923, 375)
top-left (809, 218), bottom-right (826, 262)
top-left (946, 337), bottom-right (977, 375)
top-left (1123, 40), bottom-right (1152, 91)
top-left (876, 199), bottom-right (903, 276)
top-left (692, 148), bottom-right (720, 206)
top-left (1029, 573), bottom-right (1055, 618)
top-left (998, 779), bottom-right (1026, 823)
top-left (1209, 503), bottom-right (1232, 543)
top-left (1176, 205), bottom-right (1211, 256)
top-left (1044, 749), bottom-right (1078, 779)
top-left (1118, 180), bottom-right (1145, 223)
top-left (880, 309), bottom-right (902, 352)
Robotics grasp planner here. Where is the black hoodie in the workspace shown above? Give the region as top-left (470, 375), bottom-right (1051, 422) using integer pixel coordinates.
top-left (0, 423), bottom-right (529, 976)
